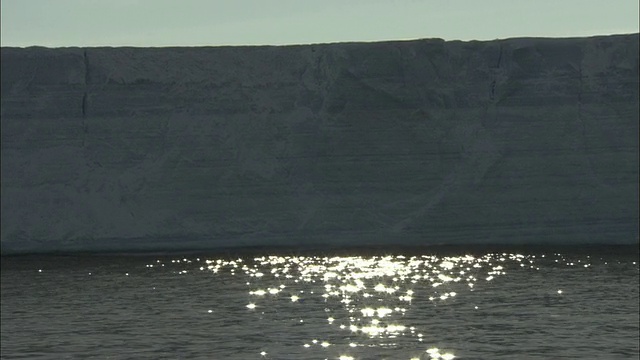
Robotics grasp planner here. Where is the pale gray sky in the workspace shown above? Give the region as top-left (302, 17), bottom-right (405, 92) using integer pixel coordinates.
top-left (1, 0), bottom-right (638, 47)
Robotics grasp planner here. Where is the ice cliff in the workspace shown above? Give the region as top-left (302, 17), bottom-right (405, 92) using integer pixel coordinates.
top-left (1, 34), bottom-right (638, 254)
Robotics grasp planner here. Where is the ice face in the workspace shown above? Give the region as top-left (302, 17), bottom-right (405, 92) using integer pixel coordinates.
top-left (1, 34), bottom-right (638, 254)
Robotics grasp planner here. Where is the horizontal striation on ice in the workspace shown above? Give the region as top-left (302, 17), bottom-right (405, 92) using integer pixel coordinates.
top-left (1, 34), bottom-right (638, 254)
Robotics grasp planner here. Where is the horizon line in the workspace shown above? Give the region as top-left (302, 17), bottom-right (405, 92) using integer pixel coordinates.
top-left (2, 32), bottom-right (638, 50)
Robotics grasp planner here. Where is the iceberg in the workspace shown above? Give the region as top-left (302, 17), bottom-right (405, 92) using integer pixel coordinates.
top-left (1, 34), bottom-right (638, 254)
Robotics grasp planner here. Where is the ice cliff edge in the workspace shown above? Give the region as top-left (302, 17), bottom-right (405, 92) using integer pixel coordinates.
top-left (1, 34), bottom-right (638, 254)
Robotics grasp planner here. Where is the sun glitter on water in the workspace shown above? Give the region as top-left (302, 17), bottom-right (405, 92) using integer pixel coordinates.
top-left (177, 252), bottom-right (533, 358)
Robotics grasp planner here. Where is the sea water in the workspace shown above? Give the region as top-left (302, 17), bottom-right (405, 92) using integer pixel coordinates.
top-left (1, 246), bottom-right (638, 359)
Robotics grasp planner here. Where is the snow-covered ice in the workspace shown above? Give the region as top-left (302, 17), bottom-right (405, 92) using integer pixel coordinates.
top-left (1, 34), bottom-right (638, 253)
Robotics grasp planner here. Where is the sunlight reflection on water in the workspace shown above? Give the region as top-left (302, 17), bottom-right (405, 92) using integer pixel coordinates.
top-left (2, 249), bottom-right (638, 359)
top-left (173, 252), bottom-right (534, 359)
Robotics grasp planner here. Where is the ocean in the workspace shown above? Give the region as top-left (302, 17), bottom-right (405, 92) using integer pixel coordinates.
top-left (1, 246), bottom-right (638, 359)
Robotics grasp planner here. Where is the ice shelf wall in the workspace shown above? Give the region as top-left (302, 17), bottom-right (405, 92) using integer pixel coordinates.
top-left (1, 34), bottom-right (638, 253)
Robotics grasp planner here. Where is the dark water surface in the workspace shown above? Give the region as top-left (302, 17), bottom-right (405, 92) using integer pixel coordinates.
top-left (2, 246), bottom-right (638, 359)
